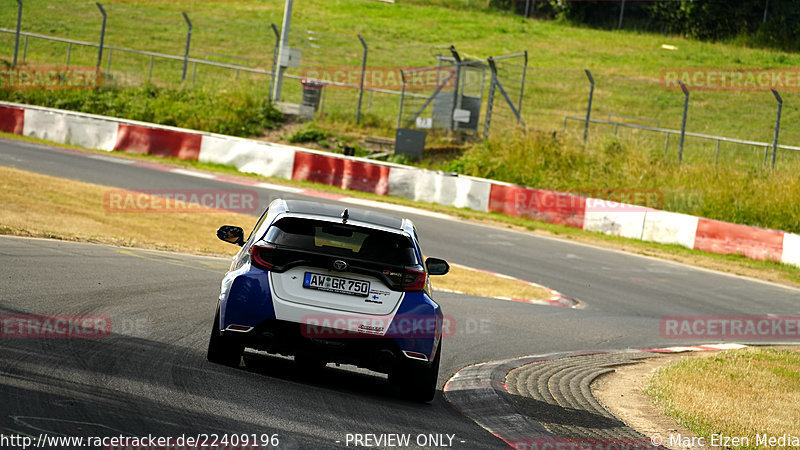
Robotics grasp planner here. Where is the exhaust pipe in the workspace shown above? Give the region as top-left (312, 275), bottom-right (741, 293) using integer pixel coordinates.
top-left (377, 349), bottom-right (396, 371)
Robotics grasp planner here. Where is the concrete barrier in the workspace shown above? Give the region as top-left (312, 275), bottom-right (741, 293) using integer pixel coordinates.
top-left (781, 233), bottom-right (800, 267)
top-left (388, 167), bottom-right (491, 212)
top-left (291, 151), bottom-right (390, 195)
top-left (583, 199), bottom-right (648, 239)
top-left (114, 123), bottom-right (202, 160)
top-left (0, 105), bottom-right (25, 135)
top-left (199, 135), bottom-right (295, 180)
top-left (23, 108), bottom-right (118, 151)
top-left (641, 211), bottom-right (699, 249)
top-left (489, 184), bottom-right (586, 228)
top-left (694, 218), bottom-right (784, 262)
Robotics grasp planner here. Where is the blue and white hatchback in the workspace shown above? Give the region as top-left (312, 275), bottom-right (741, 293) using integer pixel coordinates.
top-left (208, 199), bottom-right (449, 402)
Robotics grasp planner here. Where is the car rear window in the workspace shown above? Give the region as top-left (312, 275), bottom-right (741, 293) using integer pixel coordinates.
top-left (265, 217), bottom-right (418, 265)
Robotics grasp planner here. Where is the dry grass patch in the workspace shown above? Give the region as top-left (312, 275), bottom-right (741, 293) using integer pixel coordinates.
top-left (433, 263), bottom-right (552, 302)
top-left (647, 347), bottom-right (800, 447)
top-left (0, 166), bottom-right (247, 256)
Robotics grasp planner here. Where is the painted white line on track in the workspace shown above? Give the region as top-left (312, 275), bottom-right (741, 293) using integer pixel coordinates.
top-left (172, 169), bottom-right (217, 179)
top-left (88, 155), bottom-right (136, 164)
top-left (338, 197), bottom-right (453, 221)
top-left (255, 182), bottom-right (304, 193)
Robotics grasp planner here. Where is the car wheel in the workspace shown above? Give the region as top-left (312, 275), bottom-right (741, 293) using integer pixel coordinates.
top-left (391, 343), bottom-right (440, 403)
top-left (206, 306), bottom-right (243, 367)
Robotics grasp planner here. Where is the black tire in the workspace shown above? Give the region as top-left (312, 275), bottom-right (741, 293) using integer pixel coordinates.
top-left (206, 306), bottom-right (243, 367)
top-left (391, 343), bottom-right (440, 403)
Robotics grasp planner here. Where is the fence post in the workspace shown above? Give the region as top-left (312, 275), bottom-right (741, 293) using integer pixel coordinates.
top-left (483, 59), bottom-right (497, 139)
top-left (517, 50), bottom-right (527, 117)
top-left (771, 88), bottom-right (782, 170)
top-left (618, 0), bottom-right (625, 29)
top-left (273, 0), bottom-right (294, 102)
top-left (449, 46), bottom-right (462, 132)
top-left (13, 0), bottom-right (22, 67)
top-left (486, 57), bottom-right (526, 127)
top-left (583, 69), bottom-right (594, 142)
top-left (356, 35), bottom-right (368, 125)
top-left (678, 81), bottom-right (689, 163)
top-left (269, 23), bottom-right (280, 102)
top-left (95, 2), bottom-right (106, 74)
top-left (397, 72), bottom-right (406, 129)
top-left (181, 12), bottom-right (192, 82)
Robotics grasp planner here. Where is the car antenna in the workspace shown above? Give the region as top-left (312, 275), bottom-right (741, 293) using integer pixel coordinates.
top-left (341, 208), bottom-right (349, 224)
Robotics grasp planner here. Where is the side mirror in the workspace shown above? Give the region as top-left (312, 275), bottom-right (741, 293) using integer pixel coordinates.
top-left (426, 257), bottom-right (450, 276)
top-left (217, 225), bottom-right (245, 246)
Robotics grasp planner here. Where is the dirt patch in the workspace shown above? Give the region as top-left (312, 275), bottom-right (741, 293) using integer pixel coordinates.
top-left (592, 352), bottom-right (723, 450)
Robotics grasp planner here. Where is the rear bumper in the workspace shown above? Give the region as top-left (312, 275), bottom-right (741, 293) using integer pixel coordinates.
top-left (218, 267), bottom-right (442, 364)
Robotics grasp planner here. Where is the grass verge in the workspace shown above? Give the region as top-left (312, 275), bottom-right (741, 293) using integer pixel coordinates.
top-left (647, 347), bottom-right (800, 448)
top-left (0, 165), bottom-right (551, 301)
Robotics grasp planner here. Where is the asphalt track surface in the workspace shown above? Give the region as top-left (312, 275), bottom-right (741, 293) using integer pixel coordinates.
top-left (1, 138), bottom-right (799, 449)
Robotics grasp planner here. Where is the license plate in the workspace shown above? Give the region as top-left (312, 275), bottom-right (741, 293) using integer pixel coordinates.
top-left (303, 272), bottom-right (370, 297)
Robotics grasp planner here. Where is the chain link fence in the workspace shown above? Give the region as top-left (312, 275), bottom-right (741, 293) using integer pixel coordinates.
top-left (1, 0), bottom-right (799, 169)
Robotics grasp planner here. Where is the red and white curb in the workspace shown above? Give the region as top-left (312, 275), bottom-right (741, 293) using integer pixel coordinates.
top-left (442, 344), bottom-right (746, 448)
top-left (433, 263), bottom-right (582, 309)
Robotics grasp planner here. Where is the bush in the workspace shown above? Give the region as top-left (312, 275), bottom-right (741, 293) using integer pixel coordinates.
top-left (288, 125), bottom-right (328, 143)
top-left (0, 84), bottom-right (283, 137)
top-left (491, 0), bottom-right (800, 51)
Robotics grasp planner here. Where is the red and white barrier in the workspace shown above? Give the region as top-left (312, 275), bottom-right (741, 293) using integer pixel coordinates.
top-left (583, 199), bottom-right (650, 240)
top-left (291, 150), bottom-right (391, 195)
top-left (114, 123), bottom-right (202, 160)
top-left (4, 100), bottom-right (799, 269)
top-left (0, 104), bottom-right (24, 134)
top-left (22, 106), bottom-right (118, 151)
top-left (198, 134), bottom-right (295, 180)
top-left (641, 211), bottom-right (699, 249)
top-left (388, 167), bottom-right (491, 212)
top-left (693, 218), bottom-right (784, 262)
top-left (782, 233), bottom-right (800, 267)
top-left (488, 183), bottom-right (586, 228)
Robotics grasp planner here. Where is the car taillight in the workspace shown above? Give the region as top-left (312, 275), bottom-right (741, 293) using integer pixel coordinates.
top-left (249, 245), bottom-right (274, 270)
top-left (401, 269), bottom-right (427, 291)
